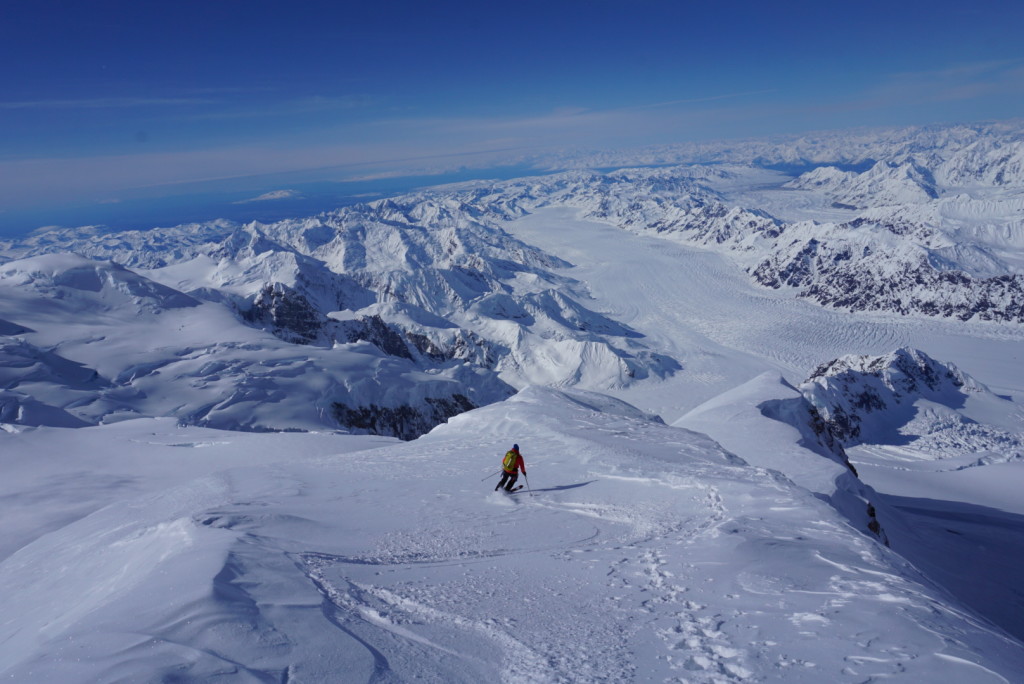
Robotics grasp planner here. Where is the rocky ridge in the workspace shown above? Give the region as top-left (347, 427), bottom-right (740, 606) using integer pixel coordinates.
top-left (799, 347), bottom-right (1023, 466)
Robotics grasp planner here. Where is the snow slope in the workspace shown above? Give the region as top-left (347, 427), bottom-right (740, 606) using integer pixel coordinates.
top-left (675, 372), bottom-right (884, 543)
top-left (3, 392), bottom-right (1023, 682)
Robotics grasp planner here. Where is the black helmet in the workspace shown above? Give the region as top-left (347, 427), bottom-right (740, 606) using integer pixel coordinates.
top-left (513, 443), bottom-right (519, 450)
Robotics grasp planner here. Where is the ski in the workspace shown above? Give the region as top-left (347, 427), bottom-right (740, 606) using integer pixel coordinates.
top-left (499, 485), bottom-right (524, 493)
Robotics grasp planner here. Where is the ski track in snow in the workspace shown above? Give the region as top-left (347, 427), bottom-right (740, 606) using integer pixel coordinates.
top-left (2, 396), bottom-right (1024, 681)
top-left (290, 474), bottom-right (749, 684)
top-left (202, 406), bottom-right (1024, 681)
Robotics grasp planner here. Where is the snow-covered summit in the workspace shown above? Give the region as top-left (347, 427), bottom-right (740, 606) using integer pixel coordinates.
top-left (806, 347), bottom-right (981, 399)
top-left (935, 136), bottom-right (1024, 187)
top-left (546, 119), bottom-right (1024, 179)
top-left (0, 252), bottom-right (199, 315)
top-left (783, 164), bottom-right (854, 190)
top-left (801, 348), bottom-right (1022, 462)
top-left (786, 160), bottom-right (938, 208)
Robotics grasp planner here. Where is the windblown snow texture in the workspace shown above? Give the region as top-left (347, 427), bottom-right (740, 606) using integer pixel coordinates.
top-left (3, 392), bottom-right (1024, 682)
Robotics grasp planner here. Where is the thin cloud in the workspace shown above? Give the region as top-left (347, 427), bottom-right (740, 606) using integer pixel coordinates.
top-left (360, 90), bottom-right (781, 151)
top-left (183, 94), bottom-right (378, 121)
top-left (823, 59), bottom-right (1024, 114)
top-left (0, 90), bottom-right (779, 208)
top-left (0, 97), bottom-right (217, 110)
top-left (0, 98), bottom-right (765, 207)
top-left (369, 90), bottom-right (774, 134)
top-left (885, 60), bottom-right (1024, 102)
top-left (625, 89), bottom-right (779, 111)
top-left (0, 141), bottom-right (462, 204)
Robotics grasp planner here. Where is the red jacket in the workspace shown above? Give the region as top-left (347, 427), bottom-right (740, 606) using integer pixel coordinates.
top-left (502, 449), bottom-right (526, 474)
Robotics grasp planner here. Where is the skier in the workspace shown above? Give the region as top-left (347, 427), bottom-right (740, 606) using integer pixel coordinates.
top-left (495, 443), bottom-right (526, 492)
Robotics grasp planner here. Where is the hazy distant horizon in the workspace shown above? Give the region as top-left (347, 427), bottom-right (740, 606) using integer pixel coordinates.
top-left (3, 0), bottom-right (1022, 228)
top-left (0, 162), bottom-right (547, 238)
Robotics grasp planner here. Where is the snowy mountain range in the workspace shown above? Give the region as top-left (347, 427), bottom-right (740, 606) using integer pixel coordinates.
top-left (3, 120), bottom-right (1024, 681)
top-left (0, 200), bottom-right (675, 436)
top-left (548, 119), bottom-right (1024, 185)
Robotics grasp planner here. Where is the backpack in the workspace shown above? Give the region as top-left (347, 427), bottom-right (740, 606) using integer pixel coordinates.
top-left (502, 450), bottom-right (518, 471)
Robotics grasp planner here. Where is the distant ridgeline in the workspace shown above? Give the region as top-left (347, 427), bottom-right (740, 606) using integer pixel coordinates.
top-left (0, 194), bottom-right (676, 436)
top-left (1, 120), bottom-right (1023, 435)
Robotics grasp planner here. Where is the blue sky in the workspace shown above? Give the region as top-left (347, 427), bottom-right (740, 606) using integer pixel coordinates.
top-left (2, 0), bottom-right (1023, 228)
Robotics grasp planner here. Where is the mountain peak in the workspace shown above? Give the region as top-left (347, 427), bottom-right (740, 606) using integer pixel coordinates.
top-left (801, 347), bottom-right (996, 446)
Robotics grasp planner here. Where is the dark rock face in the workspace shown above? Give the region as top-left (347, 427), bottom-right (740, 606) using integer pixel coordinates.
top-left (405, 330), bottom-right (452, 361)
top-left (241, 288), bottom-right (501, 371)
top-left (242, 283), bottom-right (326, 345)
top-left (757, 380), bottom-right (883, 543)
top-left (751, 242), bottom-right (1024, 323)
top-left (805, 383), bottom-right (886, 445)
top-left (805, 403), bottom-right (858, 477)
top-left (332, 393), bottom-right (476, 440)
top-left (804, 400), bottom-right (889, 544)
top-left (801, 348), bottom-right (974, 447)
top-left (404, 328), bottom-right (496, 366)
top-left (339, 315), bottom-right (414, 359)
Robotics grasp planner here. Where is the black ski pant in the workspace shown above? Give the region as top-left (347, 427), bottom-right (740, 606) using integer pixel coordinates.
top-left (496, 470), bottom-right (519, 491)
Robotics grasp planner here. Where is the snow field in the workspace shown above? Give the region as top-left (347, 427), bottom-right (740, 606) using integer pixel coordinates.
top-left (6, 386), bottom-right (1024, 681)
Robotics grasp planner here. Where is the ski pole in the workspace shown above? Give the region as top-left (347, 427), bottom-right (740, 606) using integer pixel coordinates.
top-left (524, 472), bottom-right (532, 496)
top-left (481, 470), bottom-right (501, 481)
